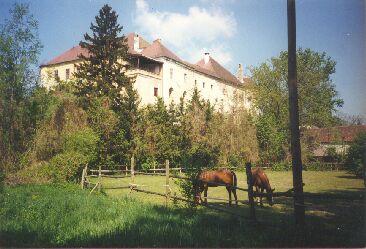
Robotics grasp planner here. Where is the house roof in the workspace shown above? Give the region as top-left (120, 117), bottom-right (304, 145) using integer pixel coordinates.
top-left (41, 46), bottom-right (90, 66)
top-left (195, 56), bottom-right (242, 85)
top-left (142, 39), bottom-right (182, 62)
top-left (41, 33), bottom-right (244, 85)
top-left (126, 32), bottom-right (150, 55)
top-left (304, 125), bottom-right (366, 143)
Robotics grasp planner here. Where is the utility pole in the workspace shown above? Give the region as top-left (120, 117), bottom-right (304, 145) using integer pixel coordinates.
top-left (287, 0), bottom-right (305, 225)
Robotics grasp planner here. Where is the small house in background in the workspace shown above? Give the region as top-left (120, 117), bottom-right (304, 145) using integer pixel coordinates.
top-left (304, 125), bottom-right (366, 162)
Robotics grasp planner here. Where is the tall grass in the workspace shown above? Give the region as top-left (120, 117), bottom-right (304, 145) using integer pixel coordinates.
top-left (0, 182), bottom-right (364, 247)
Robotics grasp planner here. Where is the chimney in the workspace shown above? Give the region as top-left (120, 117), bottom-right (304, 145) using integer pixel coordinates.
top-left (204, 52), bottom-right (210, 64)
top-left (238, 63), bottom-right (244, 83)
top-left (133, 33), bottom-right (140, 51)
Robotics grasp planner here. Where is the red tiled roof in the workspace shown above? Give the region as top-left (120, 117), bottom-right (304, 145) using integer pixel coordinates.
top-left (41, 33), bottom-right (243, 85)
top-left (42, 33), bottom-right (139, 66)
top-left (126, 32), bottom-right (150, 55)
top-left (195, 56), bottom-right (241, 85)
top-left (41, 46), bottom-right (90, 66)
top-left (142, 39), bottom-right (182, 62)
top-left (304, 125), bottom-right (366, 143)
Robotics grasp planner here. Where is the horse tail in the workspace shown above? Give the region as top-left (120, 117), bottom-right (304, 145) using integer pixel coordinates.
top-left (232, 171), bottom-right (237, 187)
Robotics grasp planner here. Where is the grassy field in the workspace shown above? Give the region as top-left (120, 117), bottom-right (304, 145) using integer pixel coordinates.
top-left (0, 171), bottom-right (364, 247)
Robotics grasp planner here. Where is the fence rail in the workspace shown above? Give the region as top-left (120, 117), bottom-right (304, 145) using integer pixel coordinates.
top-left (80, 158), bottom-right (364, 222)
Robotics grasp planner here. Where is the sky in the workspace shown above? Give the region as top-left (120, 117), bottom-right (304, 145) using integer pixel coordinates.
top-left (0, 0), bottom-right (365, 116)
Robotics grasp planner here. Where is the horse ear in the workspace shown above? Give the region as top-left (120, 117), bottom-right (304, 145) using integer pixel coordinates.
top-left (272, 188), bottom-right (275, 192)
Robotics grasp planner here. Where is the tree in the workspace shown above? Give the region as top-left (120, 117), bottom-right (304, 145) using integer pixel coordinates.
top-left (345, 132), bottom-right (366, 180)
top-left (74, 4), bottom-right (139, 165)
top-left (74, 4), bottom-right (131, 109)
top-left (251, 48), bottom-right (344, 162)
top-left (0, 3), bottom-right (42, 171)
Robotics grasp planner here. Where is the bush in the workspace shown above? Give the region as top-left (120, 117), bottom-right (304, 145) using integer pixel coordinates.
top-left (345, 132), bottom-right (366, 178)
top-left (48, 152), bottom-right (88, 182)
top-left (62, 127), bottom-right (99, 162)
top-left (271, 161), bottom-right (291, 171)
top-left (141, 157), bottom-right (157, 171)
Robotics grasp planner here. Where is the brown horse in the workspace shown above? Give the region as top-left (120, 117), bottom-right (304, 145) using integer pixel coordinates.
top-left (251, 167), bottom-right (275, 206)
top-left (194, 168), bottom-right (238, 205)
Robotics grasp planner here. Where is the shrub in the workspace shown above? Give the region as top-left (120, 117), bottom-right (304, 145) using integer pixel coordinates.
top-left (271, 161), bottom-right (291, 171)
top-left (141, 157), bottom-right (157, 171)
top-left (48, 152), bottom-right (88, 182)
top-left (345, 132), bottom-right (366, 178)
top-left (62, 127), bottom-right (99, 162)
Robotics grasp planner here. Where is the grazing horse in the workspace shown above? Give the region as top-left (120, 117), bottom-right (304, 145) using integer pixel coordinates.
top-left (251, 167), bottom-right (275, 206)
top-left (194, 168), bottom-right (238, 205)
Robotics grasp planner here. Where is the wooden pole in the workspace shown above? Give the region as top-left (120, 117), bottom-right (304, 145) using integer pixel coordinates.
top-left (287, 0), bottom-right (305, 226)
top-left (98, 165), bottom-right (102, 192)
top-left (245, 162), bottom-right (256, 221)
top-left (125, 165), bottom-right (128, 176)
top-left (131, 156), bottom-right (135, 184)
top-left (81, 167), bottom-right (85, 189)
top-left (165, 159), bottom-right (170, 207)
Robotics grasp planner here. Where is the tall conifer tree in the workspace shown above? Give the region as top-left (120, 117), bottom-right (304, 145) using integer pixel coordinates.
top-left (74, 4), bottom-right (139, 164)
top-left (74, 4), bottom-right (132, 109)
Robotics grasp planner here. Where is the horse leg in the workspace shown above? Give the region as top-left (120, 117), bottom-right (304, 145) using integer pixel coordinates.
top-left (255, 186), bottom-right (259, 204)
top-left (204, 185), bottom-right (208, 205)
top-left (226, 187), bottom-right (232, 205)
top-left (232, 188), bottom-right (238, 205)
top-left (260, 188), bottom-right (264, 207)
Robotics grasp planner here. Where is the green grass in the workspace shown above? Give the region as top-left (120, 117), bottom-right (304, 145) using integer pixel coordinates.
top-left (0, 171), bottom-right (365, 247)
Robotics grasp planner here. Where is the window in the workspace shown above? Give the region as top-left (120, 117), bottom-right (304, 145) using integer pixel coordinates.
top-left (54, 70), bottom-right (59, 80)
top-left (184, 73), bottom-right (187, 83)
top-left (203, 82), bottom-right (205, 88)
top-left (65, 69), bottom-right (70, 79)
top-left (154, 87), bottom-right (158, 97)
top-left (211, 84), bottom-right (213, 90)
top-left (169, 87), bottom-right (173, 97)
top-left (183, 91), bottom-right (187, 98)
top-left (194, 80), bottom-right (197, 87)
top-left (170, 68), bottom-right (173, 79)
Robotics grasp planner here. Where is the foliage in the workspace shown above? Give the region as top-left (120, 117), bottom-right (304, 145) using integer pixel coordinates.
top-left (251, 48), bottom-right (344, 163)
top-left (0, 3), bottom-right (42, 172)
top-left (270, 161), bottom-right (292, 171)
top-left (74, 4), bottom-right (130, 109)
top-left (74, 4), bottom-right (139, 166)
top-left (135, 98), bottom-right (181, 167)
top-left (345, 132), bottom-right (366, 178)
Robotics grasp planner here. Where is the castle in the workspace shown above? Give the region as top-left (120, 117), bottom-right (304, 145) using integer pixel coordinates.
top-left (40, 33), bottom-right (252, 111)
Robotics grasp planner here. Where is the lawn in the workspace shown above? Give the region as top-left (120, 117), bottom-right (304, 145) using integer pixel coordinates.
top-left (0, 171), bottom-right (364, 247)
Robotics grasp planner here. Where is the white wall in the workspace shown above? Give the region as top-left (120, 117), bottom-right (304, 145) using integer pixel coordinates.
top-left (40, 58), bottom-right (253, 111)
top-left (157, 58), bottom-right (252, 111)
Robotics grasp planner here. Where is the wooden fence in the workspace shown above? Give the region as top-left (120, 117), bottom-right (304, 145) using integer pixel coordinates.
top-left (81, 158), bottom-right (364, 222)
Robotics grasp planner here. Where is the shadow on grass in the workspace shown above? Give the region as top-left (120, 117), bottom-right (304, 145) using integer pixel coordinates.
top-left (1, 188), bottom-right (365, 248)
top-left (336, 174), bottom-right (362, 180)
top-left (70, 189), bottom-right (365, 247)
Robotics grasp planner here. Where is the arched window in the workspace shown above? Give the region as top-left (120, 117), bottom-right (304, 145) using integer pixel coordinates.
top-left (183, 91), bottom-right (187, 98)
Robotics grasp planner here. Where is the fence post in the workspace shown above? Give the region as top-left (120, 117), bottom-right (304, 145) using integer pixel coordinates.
top-left (125, 165), bottom-right (128, 176)
top-left (245, 162), bottom-right (256, 221)
top-left (165, 159), bottom-right (170, 207)
top-left (98, 165), bottom-right (102, 192)
top-left (131, 156), bottom-right (135, 184)
top-left (81, 168), bottom-right (85, 189)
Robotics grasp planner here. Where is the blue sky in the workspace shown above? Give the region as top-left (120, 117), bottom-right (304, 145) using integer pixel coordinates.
top-left (0, 0), bottom-right (364, 116)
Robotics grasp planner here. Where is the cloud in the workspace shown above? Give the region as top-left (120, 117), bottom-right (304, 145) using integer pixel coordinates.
top-left (134, 0), bottom-right (237, 66)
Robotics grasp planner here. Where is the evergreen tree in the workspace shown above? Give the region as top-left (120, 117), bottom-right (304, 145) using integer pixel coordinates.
top-left (74, 4), bottom-right (132, 110)
top-left (74, 4), bottom-right (139, 165)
